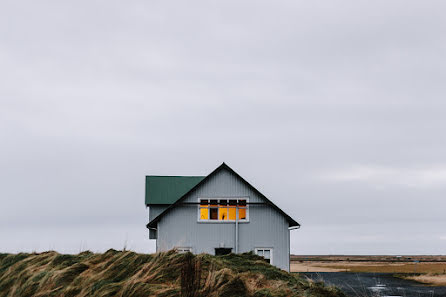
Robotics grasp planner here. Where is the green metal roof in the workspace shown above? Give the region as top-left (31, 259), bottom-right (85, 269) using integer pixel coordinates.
top-left (145, 176), bottom-right (205, 205)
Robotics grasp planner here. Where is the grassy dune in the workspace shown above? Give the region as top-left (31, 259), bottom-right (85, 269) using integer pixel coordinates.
top-left (0, 250), bottom-right (345, 297)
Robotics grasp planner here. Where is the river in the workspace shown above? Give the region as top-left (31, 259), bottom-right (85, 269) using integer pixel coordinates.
top-left (302, 272), bottom-right (446, 297)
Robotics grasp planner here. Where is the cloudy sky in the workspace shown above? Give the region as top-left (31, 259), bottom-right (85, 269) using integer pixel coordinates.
top-left (1, 1), bottom-right (445, 255)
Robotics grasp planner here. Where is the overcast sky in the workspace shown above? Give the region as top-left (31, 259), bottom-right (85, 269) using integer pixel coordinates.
top-left (1, 1), bottom-right (446, 255)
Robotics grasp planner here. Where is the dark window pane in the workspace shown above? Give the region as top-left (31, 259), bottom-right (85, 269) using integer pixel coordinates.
top-left (200, 200), bottom-right (209, 205)
top-left (215, 248), bottom-right (232, 256)
top-left (219, 199), bottom-right (228, 206)
top-left (228, 200), bottom-right (237, 206)
top-left (238, 200), bottom-right (247, 206)
top-left (210, 208), bottom-right (218, 220)
top-left (210, 199), bottom-right (218, 205)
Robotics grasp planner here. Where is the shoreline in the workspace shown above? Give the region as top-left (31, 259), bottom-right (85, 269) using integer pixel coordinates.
top-left (397, 274), bottom-right (446, 287)
top-left (291, 260), bottom-right (446, 287)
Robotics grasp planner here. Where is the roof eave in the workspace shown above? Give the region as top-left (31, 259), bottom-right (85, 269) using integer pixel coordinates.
top-left (289, 220), bottom-right (300, 228)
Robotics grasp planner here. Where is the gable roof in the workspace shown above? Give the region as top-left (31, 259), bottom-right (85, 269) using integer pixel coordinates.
top-left (146, 163), bottom-right (300, 228)
top-left (145, 176), bottom-right (205, 205)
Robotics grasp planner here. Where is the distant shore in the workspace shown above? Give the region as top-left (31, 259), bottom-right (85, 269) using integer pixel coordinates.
top-left (290, 255), bottom-right (446, 286)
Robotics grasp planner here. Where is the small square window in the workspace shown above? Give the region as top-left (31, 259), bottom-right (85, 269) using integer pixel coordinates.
top-left (255, 248), bottom-right (272, 264)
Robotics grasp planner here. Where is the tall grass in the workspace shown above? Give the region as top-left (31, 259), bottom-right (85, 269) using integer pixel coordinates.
top-left (0, 250), bottom-right (345, 297)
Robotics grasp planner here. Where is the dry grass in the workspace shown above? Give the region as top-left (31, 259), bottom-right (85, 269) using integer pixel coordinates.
top-left (291, 255), bottom-right (446, 262)
top-left (291, 261), bottom-right (446, 274)
top-left (314, 262), bottom-right (446, 274)
top-left (0, 250), bottom-right (346, 297)
top-left (290, 263), bottom-right (345, 272)
top-left (403, 274), bottom-right (446, 286)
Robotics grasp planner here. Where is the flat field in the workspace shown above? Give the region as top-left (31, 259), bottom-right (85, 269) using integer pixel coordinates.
top-left (290, 255), bottom-right (446, 286)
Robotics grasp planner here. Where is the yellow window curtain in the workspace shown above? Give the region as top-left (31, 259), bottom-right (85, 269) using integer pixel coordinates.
top-left (239, 208), bottom-right (246, 220)
top-left (228, 207), bottom-right (236, 220)
top-left (219, 207), bottom-right (228, 220)
top-left (199, 199), bottom-right (209, 220)
top-left (200, 207), bottom-right (208, 220)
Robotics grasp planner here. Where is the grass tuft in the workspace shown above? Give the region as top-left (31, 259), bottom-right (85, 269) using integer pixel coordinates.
top-left (0, 250), bottom-right (345, 297)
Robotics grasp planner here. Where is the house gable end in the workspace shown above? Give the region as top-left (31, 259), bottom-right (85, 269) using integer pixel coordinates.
top-left (146, 163), bottom-right (300, 228)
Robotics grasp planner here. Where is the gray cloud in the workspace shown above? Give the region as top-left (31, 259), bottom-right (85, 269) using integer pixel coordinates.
top-left (1, 0), bottom-right (445, 254)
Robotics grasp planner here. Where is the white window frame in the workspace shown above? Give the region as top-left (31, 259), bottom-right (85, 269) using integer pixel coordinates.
top-left (197, 197), bottom-right (249, 223)
top-left (254, 248), bottom-right (273, 264)
top-left (176, 247), bottom-right (192, 253)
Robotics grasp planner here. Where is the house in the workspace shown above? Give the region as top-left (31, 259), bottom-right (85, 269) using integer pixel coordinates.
top-left (145, 163), bottom-right (300, 271)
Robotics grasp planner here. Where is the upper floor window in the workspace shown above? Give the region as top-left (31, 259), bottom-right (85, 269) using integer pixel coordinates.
top-left (199, 199), bottom-right (248, 221)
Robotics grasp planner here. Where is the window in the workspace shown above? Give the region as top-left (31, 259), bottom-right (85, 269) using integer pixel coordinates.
top-left (239, 199), bottom-right (247, 219)
top-left (210, 199), bottom-right (218, 220)
top-left (177, 247), bottom-right (192, 253)
top-left (255, 248), bottom-right (272, 264)
top-left (199, 199), bottom-right (248, 221)
top-left (215, 248), bottom-right (232, 256)
top-left (219, 200), bottom-right (228, 220)
top-left (199, 200), bottom-right (209, 220)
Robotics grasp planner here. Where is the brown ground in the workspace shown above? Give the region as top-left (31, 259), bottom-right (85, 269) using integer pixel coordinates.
top-left (290, 262), bottom-right (345, 272)
top-left (404, 275), bottom-right (446, 286)
top-left (291, 255), bottom-right (446, 262)
top-left (290, 255), bottom-right (446, 286)
top-left (291, 261), bottom-right (446, 274)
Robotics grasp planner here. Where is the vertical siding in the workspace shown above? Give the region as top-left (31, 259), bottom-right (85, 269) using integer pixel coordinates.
top-left (149, 205), bottom-right (169, 221)
top-left (157, 167), bottom-right (291, 271)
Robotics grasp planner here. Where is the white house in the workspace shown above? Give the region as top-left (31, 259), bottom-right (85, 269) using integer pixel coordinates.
top-left (145, 163), bottom-right (300, 271)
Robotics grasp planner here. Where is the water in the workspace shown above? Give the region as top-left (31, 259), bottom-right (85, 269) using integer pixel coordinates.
top-left (302, 272), bottom-right (446, 297)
